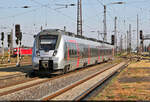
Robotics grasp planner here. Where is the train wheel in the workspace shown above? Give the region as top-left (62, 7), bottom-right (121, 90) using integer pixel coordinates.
top-left (63, 65), bottom-right (70, 74)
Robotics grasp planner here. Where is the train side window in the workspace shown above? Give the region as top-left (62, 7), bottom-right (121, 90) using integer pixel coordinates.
top-left (68, 43), bottom-right (72, 58)
top-left (64, 42), bottom-right (67, 59)
top-left (107, 49), bottom-right (109, 55)
top-left (95, 48), bottom-right (97, 57)
top-left (86, 45), bottom-right (88, 58)
top-left (103, 49), bottom-right (105, 55)
top-left (74, 43), bottom-right (77, 57)
top-left (99, 49), bottom-right (101, 56)
top-left (78, 44), bottom-right (81, 57)
top-left (96, 48), bottom-right (98, 57)
top-left (91, 47), bottom-right (92, 57)
top-left (93, 48), bottom-right (95, 57)
top-left (102, 49), bottom-right (104, 56)
top-left (83, 45), bottom-right (87, 58)
top-left (85, 45), bottom-right (88, 58)
top-left (109, 49), bottom-right (111, 55)
top-left (73, 43), bottom-right (76, 58)
top-left (92, 48), bottom-right (94, 57)
top-left (81, 44), bottom-right (85, 58)
top-left (71, 43), bottom-right (74, 57)
top-left (71, 43), bottom-right (75, 58)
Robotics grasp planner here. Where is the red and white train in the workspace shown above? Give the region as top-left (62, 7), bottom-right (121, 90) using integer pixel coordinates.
top-left (32, 29), bottom-right (114, 74)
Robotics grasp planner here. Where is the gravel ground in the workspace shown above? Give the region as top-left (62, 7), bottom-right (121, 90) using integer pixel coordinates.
top-left (0, 75), bottom-right (34, 89)
top-left (0, 65), bottom-right (32, 88)
top-left (0, 62), bottom-right (116, 100)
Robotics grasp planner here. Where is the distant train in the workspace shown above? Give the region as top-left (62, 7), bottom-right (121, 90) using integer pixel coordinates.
top-left (13, 48), bottom-right (32, 56)
top-left (32, 29), bottom-right (114, 74)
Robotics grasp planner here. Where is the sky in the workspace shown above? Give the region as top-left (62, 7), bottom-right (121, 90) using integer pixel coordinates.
top-left (0, 0), bottom-right (150, 50)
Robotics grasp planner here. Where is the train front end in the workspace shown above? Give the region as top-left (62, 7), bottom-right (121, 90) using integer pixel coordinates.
top-left (32, 29), bottom-right (64, 72)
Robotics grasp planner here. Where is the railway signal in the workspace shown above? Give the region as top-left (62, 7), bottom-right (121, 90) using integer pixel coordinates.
top-left (7, 34), bottom-right (11, 62)
top-left (139, 30), bottom-right (143, 53)
top-left (111, 35), bottom-right (115, 45)
top-left (7, 34), bottom-right (11, 47)
top-left (15, 24), bottom-right (20, 38)
top-left (1, 32), bottom-right (4, 41)
top-left (15, 24), bottom-right (22, 67)
top-left (1, 32), bottom-right (5, 63)
top-left (140, 30), bottom-right (143, 40)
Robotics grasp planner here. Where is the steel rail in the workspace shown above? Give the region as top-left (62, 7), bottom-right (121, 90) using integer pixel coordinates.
top-left (0, 61), bottom-right (112, 97)
top-left (42, 62), bottom-right (124, 100)
top-left (74, 62), bottom-right (129, 101)
top-left (0, 62), bottom-right (31, 68)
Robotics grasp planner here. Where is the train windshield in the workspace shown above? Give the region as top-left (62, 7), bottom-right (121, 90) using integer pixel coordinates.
top-left (39, 35), bottom-right (58, 51)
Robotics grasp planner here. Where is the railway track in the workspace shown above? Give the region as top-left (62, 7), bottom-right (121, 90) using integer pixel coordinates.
top-left (0, 60), bottom-right (127, 100)
top-left (0, 73), bottom-right (28, 80)
top-left (0, 61), bottom-right (113, 98)
top-left (0, 65), bottom-right (32, 81)
top-left (77, 62), bottom-right (130, 101)
top-left (0, 62), bottom-right (31, 68)
top-left (42, 61), bottom-right (128, 100)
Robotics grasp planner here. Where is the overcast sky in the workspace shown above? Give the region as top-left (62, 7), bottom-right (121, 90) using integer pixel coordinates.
top-left (0, 0), bottom-right (150, 49)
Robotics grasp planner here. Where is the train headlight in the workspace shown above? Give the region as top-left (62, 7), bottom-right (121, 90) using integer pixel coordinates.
top-left (53, 50), bottom-right (57, 56)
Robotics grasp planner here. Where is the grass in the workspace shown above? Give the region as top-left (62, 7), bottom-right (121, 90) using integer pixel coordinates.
top-left (106, 95), bottom-right (115, 99)
top-left (128, 96), bottom-right (138, 99)
top-left (91, 59), bottom-right (150, 101)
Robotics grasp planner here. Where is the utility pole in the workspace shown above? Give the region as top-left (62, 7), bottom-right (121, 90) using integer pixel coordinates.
top-left (124, 34), bottom-right (127, 52)
top-left (103, 5), bottom-right (107, 42)
top-left (15, 24), bottom-right (22, 67)
top-left (127, 30), bottom-right (129, 53)
top-left (40, 26), bottom-right (43, 31)
top-left (1, 32), bottom-right (4, 64)
top-left (120, 34), bottom-right (123, 53)
top-left (7, 34), bottom-right (11, 63)
top-left (129, 24), bottom-right (132, 53)
top-left (140, 40), bottom-right (144, 53)
top-left (77, 0), bottom-right (82, 36)
top-left (10, 29), bottom-right (13, 54)
top-left (114, 16), bottom-right (117, 55)
top-left (137, 14), bottom-right (139, 54)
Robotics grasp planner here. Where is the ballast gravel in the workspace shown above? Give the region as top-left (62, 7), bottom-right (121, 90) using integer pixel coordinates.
top-left (0, 63), bottom-right (115, 100)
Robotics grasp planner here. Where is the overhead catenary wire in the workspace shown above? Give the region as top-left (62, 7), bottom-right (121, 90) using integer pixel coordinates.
top-left (0, 7), bottom-right (42, 22)
top-left (29, 0), bottom-right (97, 32)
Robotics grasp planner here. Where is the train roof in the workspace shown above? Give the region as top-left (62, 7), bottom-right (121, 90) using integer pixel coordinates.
top-left (39, 29), bottom-right (113, 45)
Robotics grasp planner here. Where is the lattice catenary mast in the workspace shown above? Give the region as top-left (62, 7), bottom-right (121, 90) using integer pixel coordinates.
top-left (77, 0), bottom-right (82, 36)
